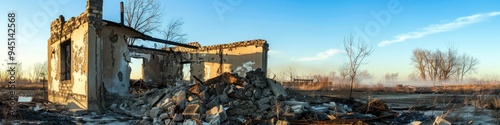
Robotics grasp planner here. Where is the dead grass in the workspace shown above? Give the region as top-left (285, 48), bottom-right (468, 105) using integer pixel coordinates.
top-left (0, 82), bottom-right (46, 90)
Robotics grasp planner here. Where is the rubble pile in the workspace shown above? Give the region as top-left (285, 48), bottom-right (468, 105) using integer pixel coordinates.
top-left (108, 68), bottom-right (435, 124)
top-left (111, 68), bottom-right (292, 124)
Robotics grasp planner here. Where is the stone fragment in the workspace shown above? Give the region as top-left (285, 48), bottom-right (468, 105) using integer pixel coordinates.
top-left (187, 96), bottom-right (195, 102)
top-left (109, 103), bottom-right (117, 109)
top-left (199, 90), bottom-right (210, 102)
top-left (283, 101), bottom-right (310, 108)
top-left (175, 90), bottom-right (186, 105)
top-left (253, 88), bottom-right (262, 99)
top-left (258, 104), bottom-right (271, 111)
top-left (257, 97), bottom-right (270, 105)
top-left (183, 119), bottom-right (197, 125)
top-left (159, 113), bottom-right (169, 120)
top-left (233, 100), bottom-right (240, 107)
top-left (182, 104), bottom-right (200, 117)
top-left (150, 107), bottom-right (163, 118)
top-left (267, 79), bottom-right (288, 100)
top-left (206, 97), bottom-right (220, 109)
top-left (244, 91), bottom-right (253, 97)
top-left (262, 88), bottom-right (272, 97)
top-left (206, 105), bottom-right (227, 125)
top-left (173, 113), bottom-right (184, 122)
top-left (164, 119), bottom-right (172, 125)
top-left (215, 82), bottom-right (226, 94)
top-left (276, 120), bottom-right (290, 125)
top-left (133, 100), bottom-right (145, 106)
top-left (219, 94), bottom-right (230, 103)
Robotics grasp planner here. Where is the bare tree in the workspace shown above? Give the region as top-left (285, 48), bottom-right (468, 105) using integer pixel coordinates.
top-left (358, 70), bottom-right (373, 80)
top-left (384, 72), bottom-right (399, 84)
top-left (27, 62), bottom-right (48, 83)
top-left (163, 18), bottom-right (187, 45)
top-left (410, 46), bottom-right (478, 85)
top-left (284, 66), bottom-right (297, 82)
top-left (343, 35), bottom-right (374, 99)
top-left (456, 54), bottom-right (478, 83)
top-left (125, 0), bottom-right (164, 45)
top-left (411, 49), bottom-right (429, 80)
top-left (338, 64), bottom-right (349, 86)
top-left (437, 46), bottom-right (458, 81)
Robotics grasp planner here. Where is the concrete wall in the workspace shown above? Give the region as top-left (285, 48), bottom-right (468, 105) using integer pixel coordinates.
top-left (174, 39), bottom-right (268, 81)
top-left (47, 12), bottom-right (90, 109)
top-left (101, 28), bottom-right (130, 94)
top-left (47, 0), bottom-right (104, 112)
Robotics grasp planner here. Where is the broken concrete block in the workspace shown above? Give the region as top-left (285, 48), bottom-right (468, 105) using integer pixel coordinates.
top-left (150, 107), bottom-right (163, 118)
top-left (173, 113), bottom-right (184, 122)
top-left (167, 106), bottom-right (176, 117)
top-left (206, 97), bottom-right (220, 109)
top-left (433, 116), bottom-right (451, 125)
top-left (133, 100), bottom-right (145, 107)
top-left (284, 101), bottom-right (310, 108)
top-left (262, 88), bottom-right (272, 97)
top-left (159, 113), bottom-right (169, 120)
top-left (182, 104), bottom-right (200, 117)
top-left (310, 106), bottom-right (328, 113)
top-left (258, 104), bottom-right (271, 111)
top-left (323, 102), bottom-right (337, 109)
top-left (164, 119), bottom-right (172, 125)
top-left (175, 90), bottom-right (187, 105)
top-left (187, 96), bottom-right (195, 102)
top-left (161, 101), bottom-right (175, 111)
top-left (206, 105), bottom-right (227, 125)
top-left (244, 91), bottom-right (253, 97)
top-left (270, 98), bottom-right (277, 105)
top-left (200, 90), bottom-right (210, 102)
top-left (267, 79), bottom-right (288, 100)
top-left (276, 120), bottom-right (290, 125)
top-left (178, 100), bottom-right (187, 111)
top-left (291, 105), bottom-right (305, 114)
top-left (219, 94), bottom-right (230, 103)
top-left (233, 100), bottom-right (240, 107)
top-left (257, 97), bottom-right (270, 105)
top-left (215, 82), bottom-right (226, 94)
top-left (253, 88), bottom-right (262, 99)
top-left (183, 119), bottom-right (197, 125)
top-left (188, 84), bottom-right (201, 95)
top-left (109, 103), bottom-right (117, 109)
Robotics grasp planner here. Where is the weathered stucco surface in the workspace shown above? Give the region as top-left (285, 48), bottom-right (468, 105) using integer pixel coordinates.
top-left (47, 12), bottom-right (90, 109)
top-left (48, 0), bottom-right (104, 112)
top-left (101, 28), bottom-right (130, 94)
top-left (173, 39), bottom-right (268, 81)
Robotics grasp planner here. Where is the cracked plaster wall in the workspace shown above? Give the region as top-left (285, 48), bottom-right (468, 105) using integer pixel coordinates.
top-left (173, 40), bottom-right (268, 81)
top-left (101, 28), bottom-right (130, 95)
top-left (47, 12), bottom-right (90, 109)
top-left (47, 0), bottom-right (104, 113)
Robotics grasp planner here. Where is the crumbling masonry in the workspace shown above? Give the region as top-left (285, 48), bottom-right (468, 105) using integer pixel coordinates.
top-left (47, 0), bottom-right (268, 113)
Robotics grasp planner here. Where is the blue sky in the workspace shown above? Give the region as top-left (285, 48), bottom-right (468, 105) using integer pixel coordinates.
top-left (1, 0), bottom-right (499, 82)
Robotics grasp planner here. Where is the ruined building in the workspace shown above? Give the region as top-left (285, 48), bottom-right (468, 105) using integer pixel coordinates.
top-left (47, 0), bottom-right (268, 113)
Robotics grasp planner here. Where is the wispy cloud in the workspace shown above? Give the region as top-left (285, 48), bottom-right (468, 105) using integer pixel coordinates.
top-left (297, 49), bottom-right (341, 61)
top-left (379, 11), bottom-right (500, 47)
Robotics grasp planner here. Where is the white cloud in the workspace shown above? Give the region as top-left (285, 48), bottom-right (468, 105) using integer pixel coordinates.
top-left (379, 11), bottom-right (500, 47)
top-left (297, 49), bottom-right (341, 61)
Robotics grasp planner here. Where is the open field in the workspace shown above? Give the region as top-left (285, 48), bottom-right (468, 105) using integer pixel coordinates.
top-left (292, 86), bottom-right (500, 124)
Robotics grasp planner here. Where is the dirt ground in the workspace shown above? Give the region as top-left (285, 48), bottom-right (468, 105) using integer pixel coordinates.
top-left (293, 90), bottom-right (500, 124)
top-left (0, 88), bottom-right (498, 124)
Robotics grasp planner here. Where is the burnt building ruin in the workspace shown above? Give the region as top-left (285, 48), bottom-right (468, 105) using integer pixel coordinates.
top-left (47, 0), bottom-right (268, 113)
